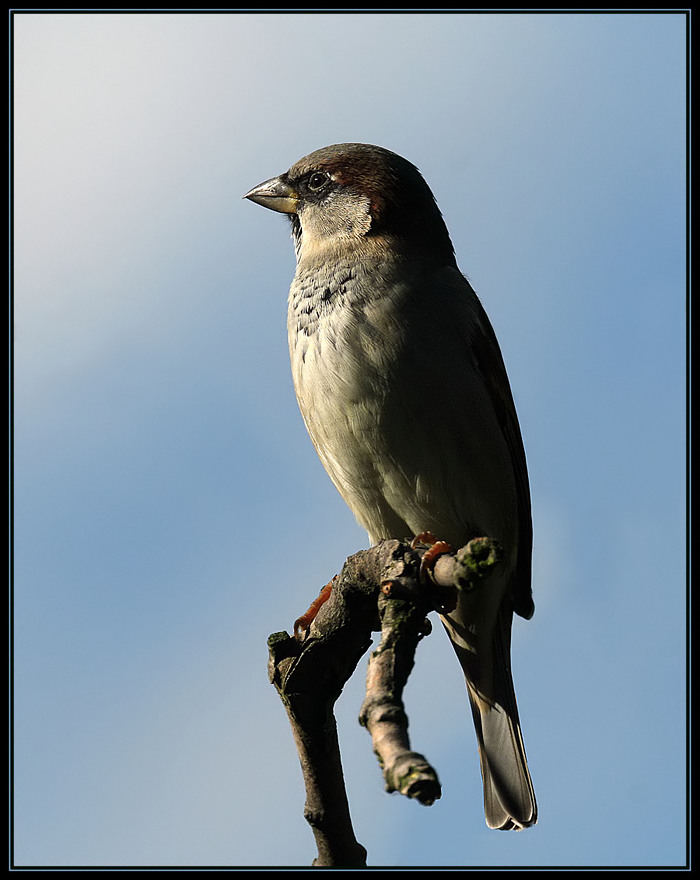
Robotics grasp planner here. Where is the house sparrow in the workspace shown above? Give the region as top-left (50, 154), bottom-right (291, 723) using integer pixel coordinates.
top-left (243, 143), bottom-right (537, 830)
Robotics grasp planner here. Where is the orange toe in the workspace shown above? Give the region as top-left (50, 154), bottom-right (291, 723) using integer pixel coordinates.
top-left (294, 577), bottom-right (336, 639)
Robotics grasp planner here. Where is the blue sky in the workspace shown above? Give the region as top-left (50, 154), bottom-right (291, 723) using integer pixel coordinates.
top-left (13, 11), bottom-right (687, 869)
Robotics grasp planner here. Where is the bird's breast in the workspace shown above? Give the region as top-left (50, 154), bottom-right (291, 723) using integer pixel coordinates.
top-left (287, 260), bottom-right (418, 532)
top-left (285, 257), bottom-right (518, 553)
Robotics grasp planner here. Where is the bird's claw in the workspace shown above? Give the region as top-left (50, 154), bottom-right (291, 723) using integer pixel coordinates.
top-left (293, 577), bottom-right (336, 640)
top-left (411, 531), bottom-right (455, 585)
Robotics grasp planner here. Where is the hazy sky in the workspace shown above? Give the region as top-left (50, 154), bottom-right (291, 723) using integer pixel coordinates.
top-left (13, 10), bottom-right (687, 869)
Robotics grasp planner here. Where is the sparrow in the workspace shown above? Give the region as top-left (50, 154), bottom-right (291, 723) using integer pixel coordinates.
top-left (243, 143), bottom-right (537, 830)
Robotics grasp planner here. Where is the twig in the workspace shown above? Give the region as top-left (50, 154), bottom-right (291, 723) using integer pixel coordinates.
top-left (359, 586), bottom-right (441, 806)
top-left (267, 536), bottom-right (500, 866)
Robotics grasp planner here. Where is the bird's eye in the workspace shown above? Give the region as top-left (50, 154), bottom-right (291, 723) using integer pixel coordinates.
top-left (307, 171), bottom-right (330, 192)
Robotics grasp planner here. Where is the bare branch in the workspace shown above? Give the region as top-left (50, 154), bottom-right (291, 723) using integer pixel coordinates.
top-left (267, 536), bottom-right (500, 866)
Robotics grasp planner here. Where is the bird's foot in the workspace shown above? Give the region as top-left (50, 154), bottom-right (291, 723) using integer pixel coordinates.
top-left (411, 531), bottom-right (455, 584)
top-left (294, 577), bottom-right (337, 640)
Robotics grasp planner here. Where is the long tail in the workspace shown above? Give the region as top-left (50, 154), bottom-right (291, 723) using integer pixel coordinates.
top-left (443, 602), bottom-right (537, 829)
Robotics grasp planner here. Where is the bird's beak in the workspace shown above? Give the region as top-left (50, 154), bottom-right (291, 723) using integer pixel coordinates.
top-left (242, 174), bottom-right (300, 214)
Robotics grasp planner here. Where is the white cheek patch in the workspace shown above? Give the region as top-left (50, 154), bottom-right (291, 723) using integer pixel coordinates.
top-left (298, 191), bottom-right (372, 260)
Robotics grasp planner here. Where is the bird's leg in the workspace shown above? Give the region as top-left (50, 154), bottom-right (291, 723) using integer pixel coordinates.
top-left (294, 576), bottom-right (337, 640)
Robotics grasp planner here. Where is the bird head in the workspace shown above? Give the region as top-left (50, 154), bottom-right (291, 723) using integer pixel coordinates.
top-left (243, 143), bottom-right (456, 266)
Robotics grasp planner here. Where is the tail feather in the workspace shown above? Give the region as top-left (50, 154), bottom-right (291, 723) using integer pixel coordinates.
top-left (469, 686), bottom-right (537, 829)
top-left (443, 597), bottom-right (537, 830)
